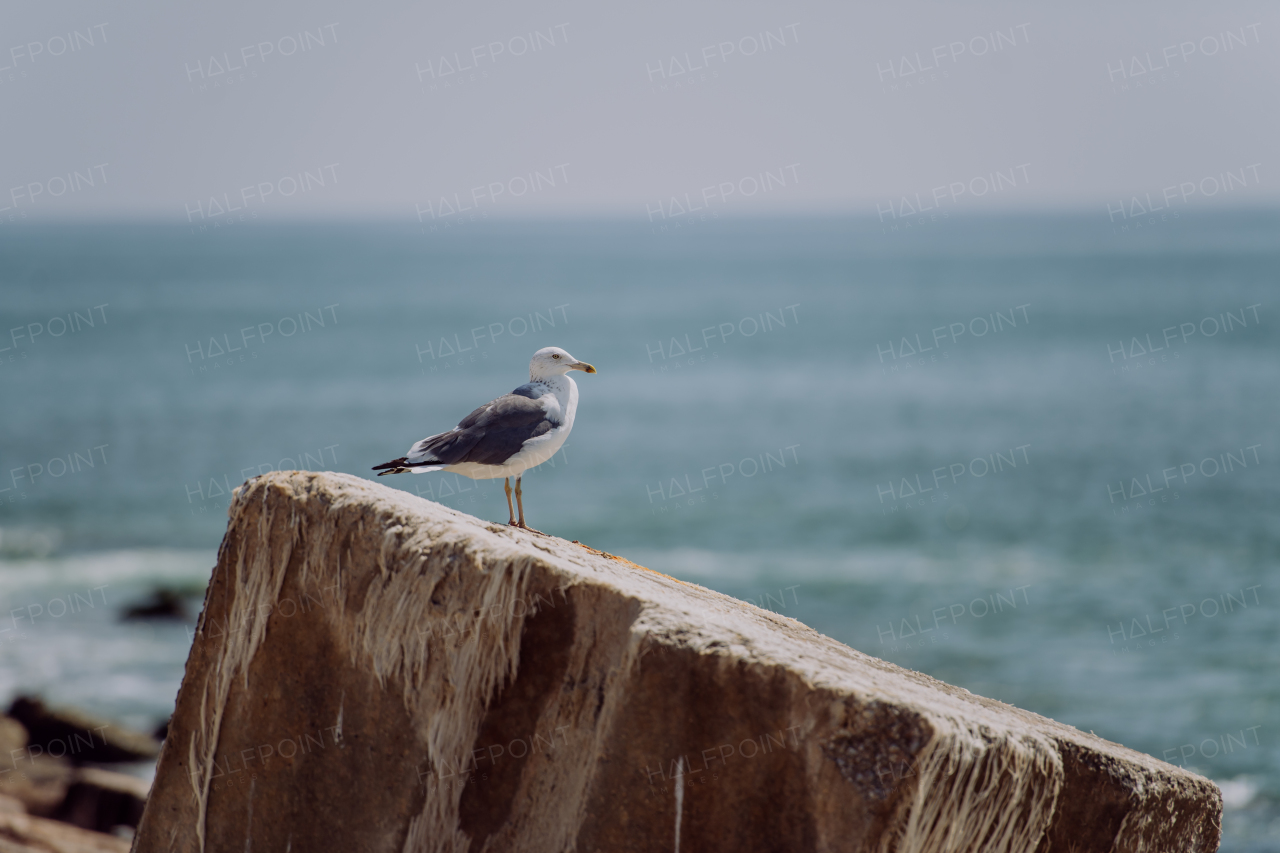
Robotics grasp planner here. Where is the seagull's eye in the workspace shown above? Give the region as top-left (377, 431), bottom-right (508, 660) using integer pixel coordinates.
top-left (552, 354), bottom-right (560, 359)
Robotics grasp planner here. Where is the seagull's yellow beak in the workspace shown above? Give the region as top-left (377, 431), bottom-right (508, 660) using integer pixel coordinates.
top-left (571, 361), bottom-right (597, 374)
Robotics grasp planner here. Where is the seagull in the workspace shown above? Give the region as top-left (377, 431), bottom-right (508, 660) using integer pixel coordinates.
top-left (372, 346), bottom-right (596, 532)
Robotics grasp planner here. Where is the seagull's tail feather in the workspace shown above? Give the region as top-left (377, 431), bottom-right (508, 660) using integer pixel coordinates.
top-left (375, 427), bottom-right (465, 476)
top-left (372, 457), bottom-right (446, 476)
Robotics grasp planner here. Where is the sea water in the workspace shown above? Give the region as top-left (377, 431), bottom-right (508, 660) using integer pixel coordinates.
top-left (0, 214), bottom-right (1276, 846)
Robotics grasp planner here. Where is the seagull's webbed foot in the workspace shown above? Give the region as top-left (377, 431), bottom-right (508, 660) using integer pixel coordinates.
top-left (512, 517), bottom-right (547, 532)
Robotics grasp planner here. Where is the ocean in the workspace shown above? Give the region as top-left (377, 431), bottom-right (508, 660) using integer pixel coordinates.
top-left (1, 213), bottom-right (1276, 847)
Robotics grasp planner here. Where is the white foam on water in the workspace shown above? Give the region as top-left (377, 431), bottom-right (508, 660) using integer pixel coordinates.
top-left (0, 548), bottom-right (215, 594)
top-left (0, 549), bottom-right (213, 731)
top-left (631, 545), bottom-right (1054, 586)
top-left (1217, 776), bottom-right (1260, 811)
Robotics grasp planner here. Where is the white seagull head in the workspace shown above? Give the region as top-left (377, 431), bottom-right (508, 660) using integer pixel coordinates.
top-left (530, 346), bottom-right (596, 380)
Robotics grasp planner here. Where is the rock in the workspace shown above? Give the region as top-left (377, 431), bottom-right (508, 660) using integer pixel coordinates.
top-left (151, 719), bottom-right (169, 743)
top-left (121, 589), bottom-right (189, 621)
top-left (55, 768), bottom-right (149, 835)
top-left (0, 757), bottom-right (73, 819)
top-left (7, 698), bottom-right (161, 764)
top-left (0, 716), bottom-right (148, 836)
top-left (0, 716), bottom-right (27, 757)
top-left (134, 471), bottom-right (1222, 852)
top-left (0, 809), bottom-right (131, 852)
top-left (0, 717), bottom-right (74, 817)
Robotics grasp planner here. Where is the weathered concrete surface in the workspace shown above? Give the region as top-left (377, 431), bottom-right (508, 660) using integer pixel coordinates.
top-left (133, 471), bottom-right (1221, 853)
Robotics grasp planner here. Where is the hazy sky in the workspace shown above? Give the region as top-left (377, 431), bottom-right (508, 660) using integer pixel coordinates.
top-left (3, 0), bottom-right (1277, 222)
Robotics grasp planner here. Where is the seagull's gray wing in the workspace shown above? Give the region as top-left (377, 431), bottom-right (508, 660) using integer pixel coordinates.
top-left (407, 390), bottom-right (555, 467)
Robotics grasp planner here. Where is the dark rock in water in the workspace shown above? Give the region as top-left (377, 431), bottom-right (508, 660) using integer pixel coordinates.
top-left (151, 718), bottom-right (169, 743)
top-left (0, 714), bottom-right (146, 845)
top-left (56, 768), bottom-right (149, 834)
top-left (133, 472), bottom-right (1223, 853)
top-left (121, 589), bottom-right (189, 621)
top-left (0, 715), bottom-right (73, 816)
top-left (7, 698), bottom-right (161, 764)
top-left (0, 807), bottom-right (131, 852)
top-left (0, 717), bottom-right (26, 757)
top-left (0, 756), bottom-right (73, 818)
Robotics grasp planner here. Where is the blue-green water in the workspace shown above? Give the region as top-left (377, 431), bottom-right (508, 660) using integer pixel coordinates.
top-left (1, 215), bottom-right (1276, 847)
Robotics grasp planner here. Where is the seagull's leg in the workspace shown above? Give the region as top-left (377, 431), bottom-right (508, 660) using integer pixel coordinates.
top-left (504, 478), bottom-right (516, 526)
top-left (513, 476), bottom-right (545, 534)
top-left (515, 476), bottom-right (526, 528)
